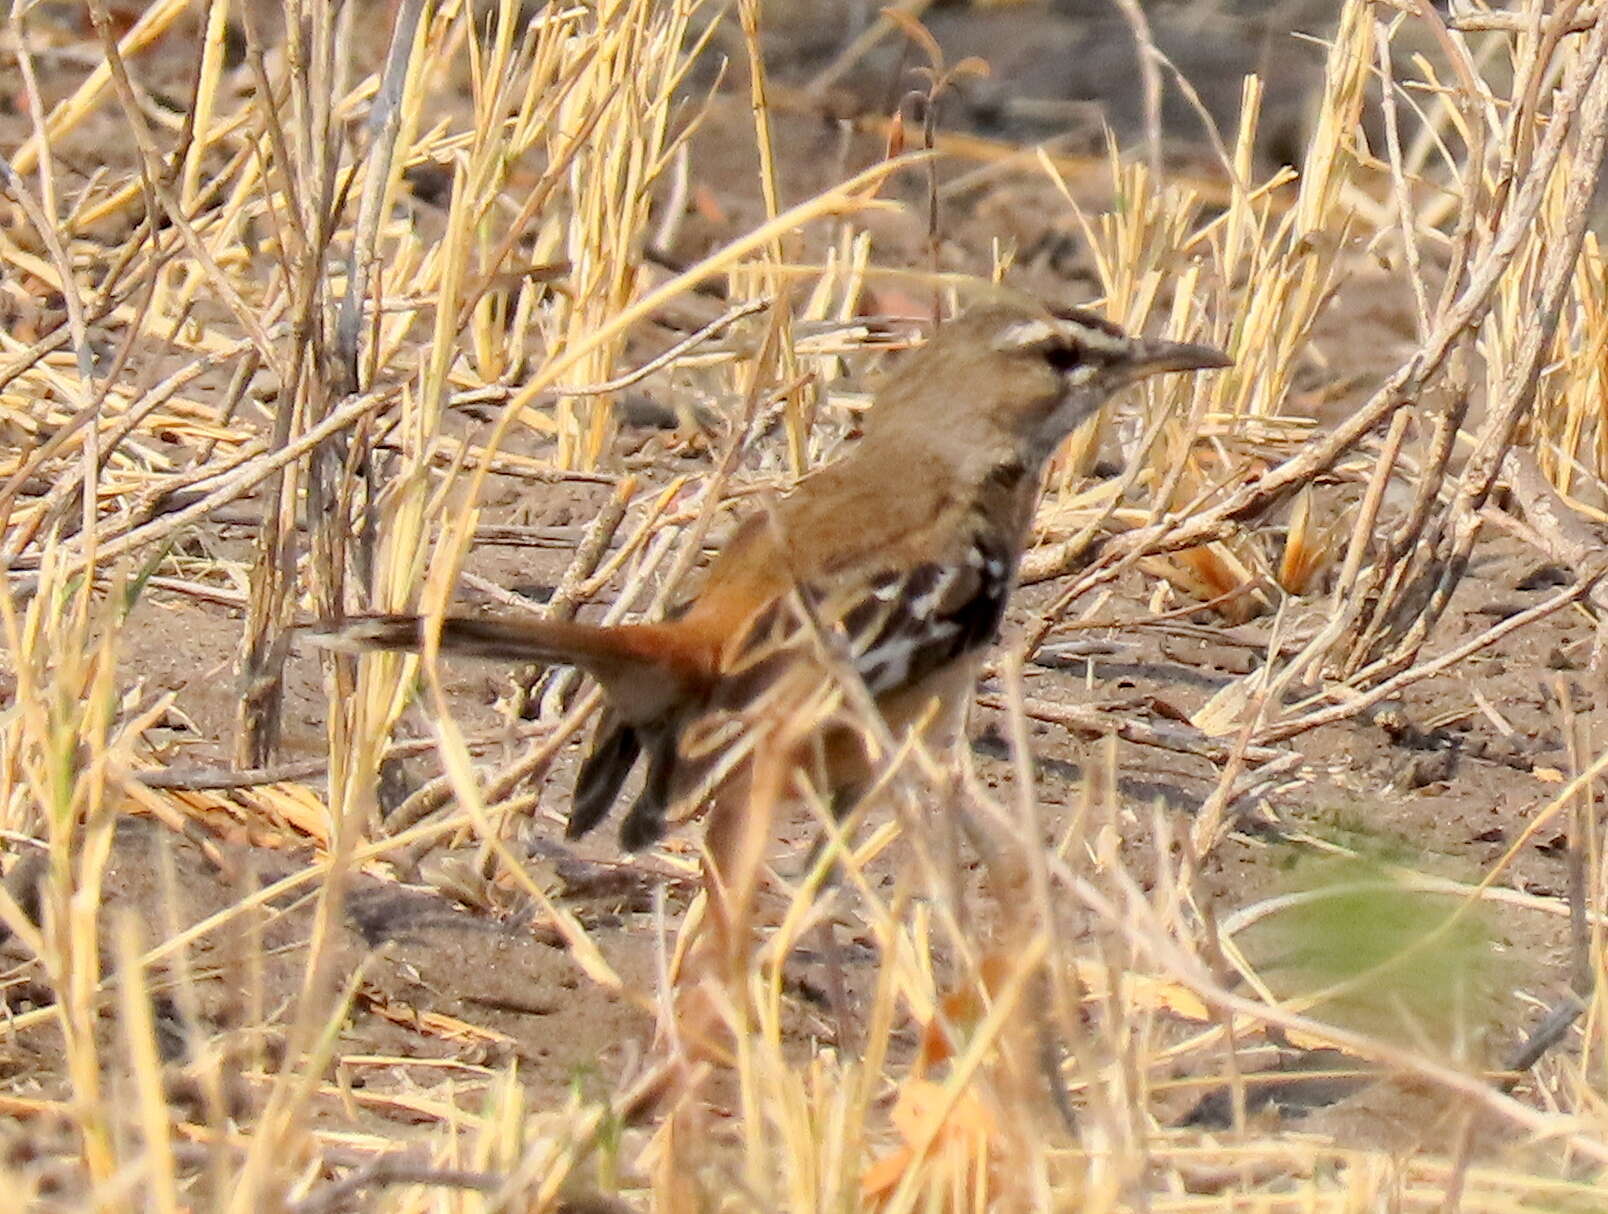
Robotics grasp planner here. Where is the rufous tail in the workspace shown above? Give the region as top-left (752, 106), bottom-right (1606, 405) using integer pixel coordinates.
top-left (304, 613), bottom-right (706, 708)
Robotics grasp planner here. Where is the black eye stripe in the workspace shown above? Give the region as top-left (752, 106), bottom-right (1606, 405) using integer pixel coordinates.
top-left (1044, 343), bottom-right (1083, 372)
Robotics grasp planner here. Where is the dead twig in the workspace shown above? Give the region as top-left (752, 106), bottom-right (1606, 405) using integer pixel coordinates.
top-left (1255, 577), bottom-right (1599, 745)
top-left (975, 693), bottom-right (1292, 768)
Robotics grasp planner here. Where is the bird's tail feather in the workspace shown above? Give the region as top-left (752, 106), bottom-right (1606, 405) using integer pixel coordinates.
top-left (304, 613), bottom-right (705, 708)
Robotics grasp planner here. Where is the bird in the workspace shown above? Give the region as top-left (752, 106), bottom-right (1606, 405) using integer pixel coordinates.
top-left (311, 300), bottom-right (1228, 899)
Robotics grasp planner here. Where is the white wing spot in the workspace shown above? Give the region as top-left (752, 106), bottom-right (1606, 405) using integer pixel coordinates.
top-left (857, 624), bottom-right (960, 694)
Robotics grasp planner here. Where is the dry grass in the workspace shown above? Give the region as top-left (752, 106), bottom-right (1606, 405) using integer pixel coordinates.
top-left (4, 0), bottom-right (1608, 1209)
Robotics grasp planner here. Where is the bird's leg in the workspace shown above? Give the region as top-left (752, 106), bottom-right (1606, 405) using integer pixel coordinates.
top-left (700, 764), bottom-right (781, 986)
top-left (660, 756), bottom-right (782, 1088)
top-left (963, 799), bottom-right (1078, 1133)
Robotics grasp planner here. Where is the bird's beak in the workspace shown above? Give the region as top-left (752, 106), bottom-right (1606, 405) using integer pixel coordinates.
top-left (1124, 338), bottom-right (1233, 378)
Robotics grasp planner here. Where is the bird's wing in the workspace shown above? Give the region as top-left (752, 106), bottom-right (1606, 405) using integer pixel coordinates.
top-left (682, 469), bottom-right (1015, 715)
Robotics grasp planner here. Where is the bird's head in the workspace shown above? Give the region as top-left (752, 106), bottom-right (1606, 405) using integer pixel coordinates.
top-left (868, 301), bottom-right (1230, 473)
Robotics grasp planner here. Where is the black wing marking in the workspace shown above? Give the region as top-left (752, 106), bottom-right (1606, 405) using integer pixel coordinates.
top-left (835, 533), bottom-right (1013, 695)
top-left (619, 726), bottom-right (678, 851)
top-left (569, 717), bottom-right (684, 851)
top-left (712, 531), bottom-right (1012, 705)
top-left (568, 712), bottom-right (642, 840)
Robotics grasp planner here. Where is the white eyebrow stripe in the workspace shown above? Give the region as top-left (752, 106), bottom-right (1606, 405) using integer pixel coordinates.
top-left (1059, 320), bottom-right (1127, 355)
top-left (992, 319), bottom-right (1062, 351)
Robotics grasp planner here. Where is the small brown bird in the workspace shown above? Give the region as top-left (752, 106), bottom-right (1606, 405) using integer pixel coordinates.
top-left (314, 301), bottom-right (1227, 879)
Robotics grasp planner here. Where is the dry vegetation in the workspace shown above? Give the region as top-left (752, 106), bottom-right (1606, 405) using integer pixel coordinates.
top-left (3, 0), bottom-right (1608, 1209)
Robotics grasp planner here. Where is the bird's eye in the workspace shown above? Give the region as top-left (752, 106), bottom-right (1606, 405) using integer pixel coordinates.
top-left (1043, 343), bottom-right (1083, 373)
